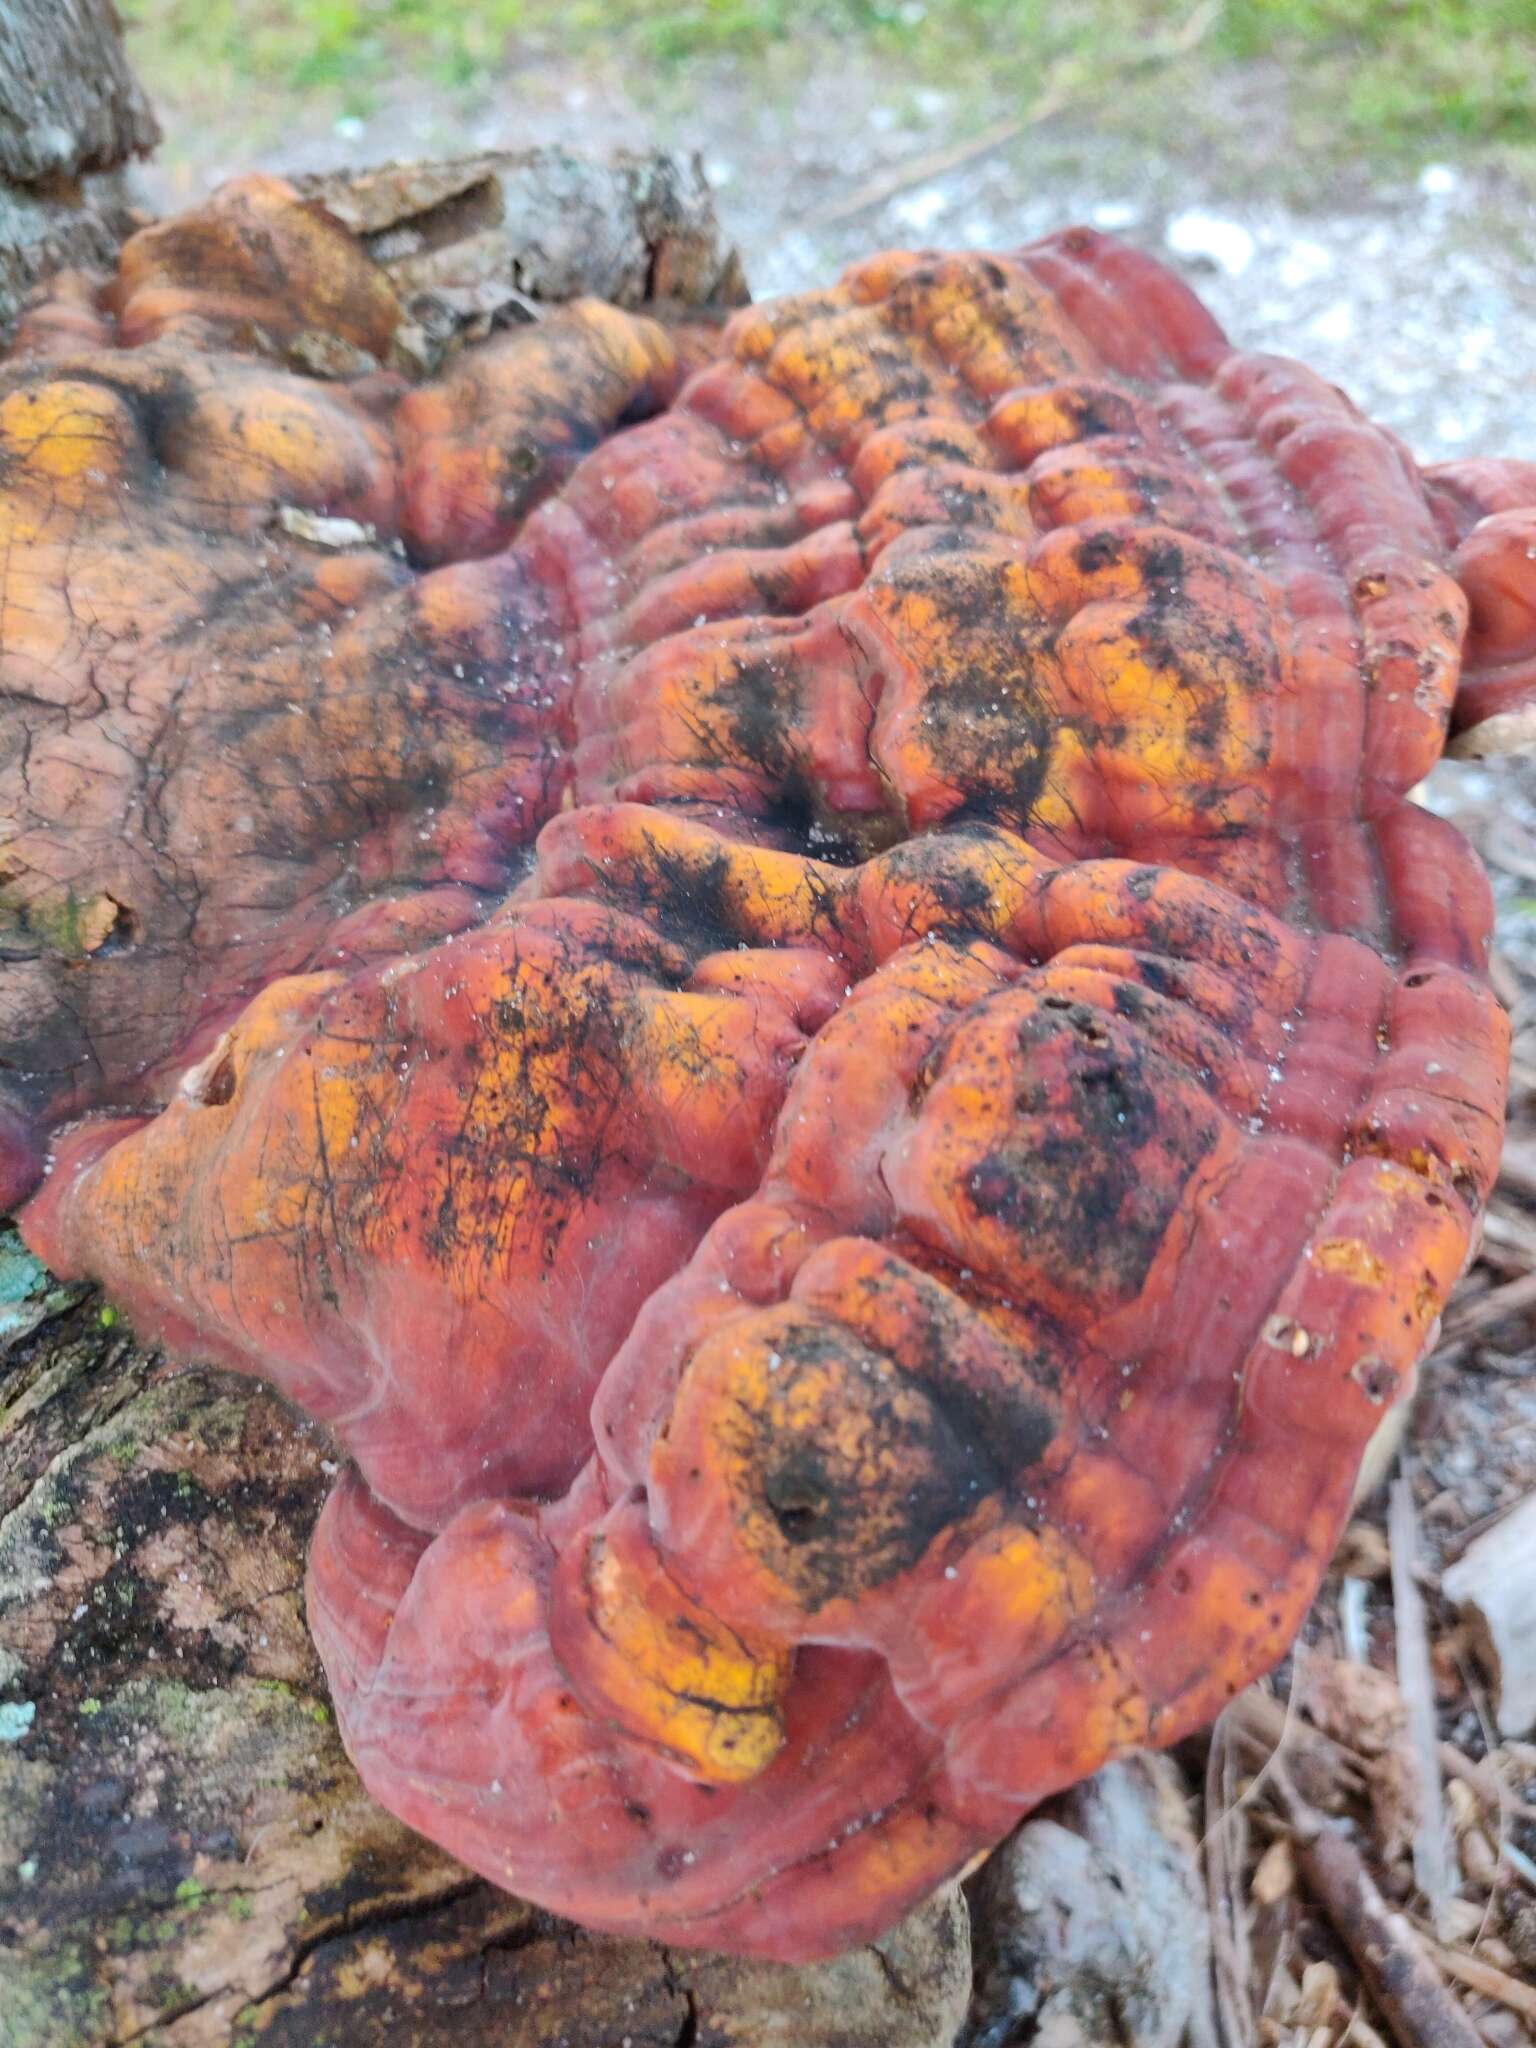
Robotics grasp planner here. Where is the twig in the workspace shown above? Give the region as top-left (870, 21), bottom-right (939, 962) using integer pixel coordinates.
top-left (1438, 1744), bottom-right (1536, 1826)
top-left (1204, 1704), bottom-right (1256, 2048)
top-left (1226, 1684), bottom-right (1368, 1806)
top-left (1228, 1681), bottom-right (1536, 1823)
top-left (1440, 1269), bottom-right (1536, 1341)
top-left (1389, 1472), bottom-right (1456, 1938)
top-left (1341, 2007), bottom-right (1394, 2048)
top-left (1448, 1654), bottom-right (1502, 1953)
top-left (1420, 1937), bottom-right (1536, 2024)
top-left (1496, 1136), bottom-right (1536, 1205)
top-left (776, 0), bottom-right (1219, 241)
top-left (1477, 1203), bottom-right (1536, 1275)
top-left (785, 111), bottom-right (1042, 239)
top-left (1488, 952), bottom-right (1525, 1013)
top-left (1274, 1763), bottom-right (1484, 2048)
top-left (1341, 1575), bottom-right (1372, 1665)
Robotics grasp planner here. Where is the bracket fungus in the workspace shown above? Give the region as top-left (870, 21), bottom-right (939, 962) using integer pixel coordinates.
top-left (5, 182), bottom-right (1528, 1959)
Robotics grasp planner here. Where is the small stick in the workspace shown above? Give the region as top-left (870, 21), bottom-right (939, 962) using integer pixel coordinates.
top-left (1275, 1765), bottom-right (1484, 2048)
top-left (1389, 1473), bottom-right (1456, 1936)
top-left (1441, 1269), bottom-right (1536, 1340)
top-left (1342, 2007), bottom-right (1394, 2048)
top-left (1495, 1136), bottom-right (1536, 1204)
top-left (1439, 1744), bottom-right (1536, 1826)
top-left (1476, 1202), bottom-right (1536, 1266)
top-left (1341, 1575), bottom-right (1372, 1665)
top-left (1227, 1685), bottom-right (1367, 1796)
top-left (1204, 1705), bottom-right (1256, 2048)
top-left (784, 109), bottom-right (1046, 239)
top-left (1421, 1937), bottom-right (1536, 2024)
top-left (1229, 1680), bottom-right (1536, 1821)
top-left (781, 0), bottom-right (1219, 240)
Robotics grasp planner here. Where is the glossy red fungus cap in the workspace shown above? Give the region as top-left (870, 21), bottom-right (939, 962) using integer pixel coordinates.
top-left (11, 193), bottom-right (1523, 1959)
top-left (1424, 456), bottom-right (1536, 753)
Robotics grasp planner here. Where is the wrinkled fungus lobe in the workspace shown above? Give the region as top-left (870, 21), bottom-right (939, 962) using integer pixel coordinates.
top-left (8, 179), bottom-right (1529, 1958)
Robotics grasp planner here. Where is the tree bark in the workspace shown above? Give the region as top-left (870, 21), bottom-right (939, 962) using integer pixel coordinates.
top-left (0, 0), bottom-right (159, 182)
top-left (0, 0), bottom-right (158, 329)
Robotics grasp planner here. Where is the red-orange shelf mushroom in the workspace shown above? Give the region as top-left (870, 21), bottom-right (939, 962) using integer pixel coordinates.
top-left (6, 182), bottom-right (1526, 1959)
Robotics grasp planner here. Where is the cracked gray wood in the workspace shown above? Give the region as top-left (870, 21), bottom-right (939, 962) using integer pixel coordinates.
top-left (965, 1754), bottom-right (1220, 2048)
top-left (0, 0), bottom-right (158, 328)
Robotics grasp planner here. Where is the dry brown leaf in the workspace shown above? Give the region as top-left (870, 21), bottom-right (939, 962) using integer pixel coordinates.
top-left (1254, 1835), bottom-right (1299, 1907)
top-left (1295, 1958), bottom-right (1344, 2027)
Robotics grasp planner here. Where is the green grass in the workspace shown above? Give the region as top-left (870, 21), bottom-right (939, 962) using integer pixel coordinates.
top-left (120, 0), bottom-right (1536, 163)
top-left (1222, 0), bottom-right (1536, 145)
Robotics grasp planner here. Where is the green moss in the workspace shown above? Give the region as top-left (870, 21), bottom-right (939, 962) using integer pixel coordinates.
top-left (0, 1227), bottom-right (84, 1350)
top-left (125, 1677), bottom-right (207, 1744)
top-left (0, 884), bottom-right (108, 962)
top-left (0, 1942), bottom-right (110, 2048)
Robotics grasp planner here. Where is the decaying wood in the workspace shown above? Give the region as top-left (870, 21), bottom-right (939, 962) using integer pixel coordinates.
top-left (0, 1280), bottom-right (970, 2047)
top-left (1441, 1492), bottom-right (1536, 1738)
top-left (0, 0), bottom-right (158, 328)
top-left (296, 147), bottom-right (748, 364)
top-left (967, 1754), bottom-right (1220, 2048)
